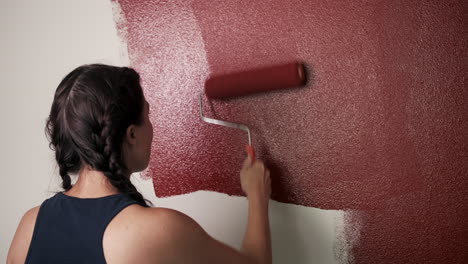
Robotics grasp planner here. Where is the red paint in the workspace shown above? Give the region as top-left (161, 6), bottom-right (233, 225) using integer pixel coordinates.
top-left (114, 0), bottom-right (467, 263)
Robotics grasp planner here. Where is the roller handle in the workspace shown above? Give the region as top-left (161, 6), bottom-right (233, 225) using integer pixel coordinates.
top-left (246, 144), bottom-right (256, 164)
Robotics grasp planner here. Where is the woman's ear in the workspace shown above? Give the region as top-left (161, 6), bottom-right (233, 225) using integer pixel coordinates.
top-left (125, 125), bottom-right (137, 145)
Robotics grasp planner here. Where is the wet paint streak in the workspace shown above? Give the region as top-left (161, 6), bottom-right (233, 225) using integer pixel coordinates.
top-left (113, 0), bottom-right (467, 263)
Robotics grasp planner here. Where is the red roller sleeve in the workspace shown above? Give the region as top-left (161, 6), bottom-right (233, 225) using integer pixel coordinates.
top-left (205, 62), bottom-right (307, 98)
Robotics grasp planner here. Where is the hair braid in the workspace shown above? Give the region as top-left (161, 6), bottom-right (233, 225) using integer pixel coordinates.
top-left (56, 144), bottom-right (78, 191)
top-left (98, 111), bottom-right (149, 206)
top-left (46, 66), bottom-right (85, 191)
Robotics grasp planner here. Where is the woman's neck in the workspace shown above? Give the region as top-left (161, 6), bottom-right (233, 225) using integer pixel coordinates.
top-left (64, 165), bottom-right (120, 198)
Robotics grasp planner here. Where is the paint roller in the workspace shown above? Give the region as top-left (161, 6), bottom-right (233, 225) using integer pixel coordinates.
top-left (199, 61), bottom-right (307, 162)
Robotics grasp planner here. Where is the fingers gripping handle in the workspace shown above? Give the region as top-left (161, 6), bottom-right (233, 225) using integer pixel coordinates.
top-left (246, 144), bottom-right (256, 164)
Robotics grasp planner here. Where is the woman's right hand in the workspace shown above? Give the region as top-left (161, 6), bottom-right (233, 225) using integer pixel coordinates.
top-left (240, 157), bottom-right (271, 201)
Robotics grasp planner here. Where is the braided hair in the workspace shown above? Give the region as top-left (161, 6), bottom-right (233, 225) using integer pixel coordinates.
top-left (45, 64), bottom-right (150, 206)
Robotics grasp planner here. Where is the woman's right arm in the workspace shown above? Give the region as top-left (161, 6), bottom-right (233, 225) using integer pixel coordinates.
top-left (240, 157), bottom-right (272, 264)
top-left (142, 156), bottom-right (272, 264)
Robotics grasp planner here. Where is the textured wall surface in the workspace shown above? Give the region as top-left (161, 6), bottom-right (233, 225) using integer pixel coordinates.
top-left (114, 0), bottom-right (467, 263)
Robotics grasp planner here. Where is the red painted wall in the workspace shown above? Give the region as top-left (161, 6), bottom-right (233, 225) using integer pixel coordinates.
top-left (114, 0), bottom-right (467, 263)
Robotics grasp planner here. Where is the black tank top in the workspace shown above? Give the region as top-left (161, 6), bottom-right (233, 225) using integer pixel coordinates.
top-left (25, 192), bottom-right (144, 263)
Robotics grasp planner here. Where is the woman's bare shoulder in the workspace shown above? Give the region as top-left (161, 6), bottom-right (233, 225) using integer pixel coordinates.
top-left (104, 205), bottom-right (208, 263)
top-left (110, 205), bottom-right (205, 241)
top-left (7, 206), bottom-right (40, 264)
top-left (105, 205), bottom-right (254, 264)
top-left (113, 204), bottom-right (196, 225)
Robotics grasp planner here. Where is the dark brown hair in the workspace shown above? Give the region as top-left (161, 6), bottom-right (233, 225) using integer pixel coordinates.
top-left (46, 64), bottom-right (149, 206)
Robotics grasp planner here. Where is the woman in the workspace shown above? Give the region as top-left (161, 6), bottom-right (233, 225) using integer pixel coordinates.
top-left (7, 64), bottom-right (271, 263)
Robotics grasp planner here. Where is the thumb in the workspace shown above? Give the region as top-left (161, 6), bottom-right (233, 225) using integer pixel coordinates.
top-left (242, 155), bottom-right (252, 168)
